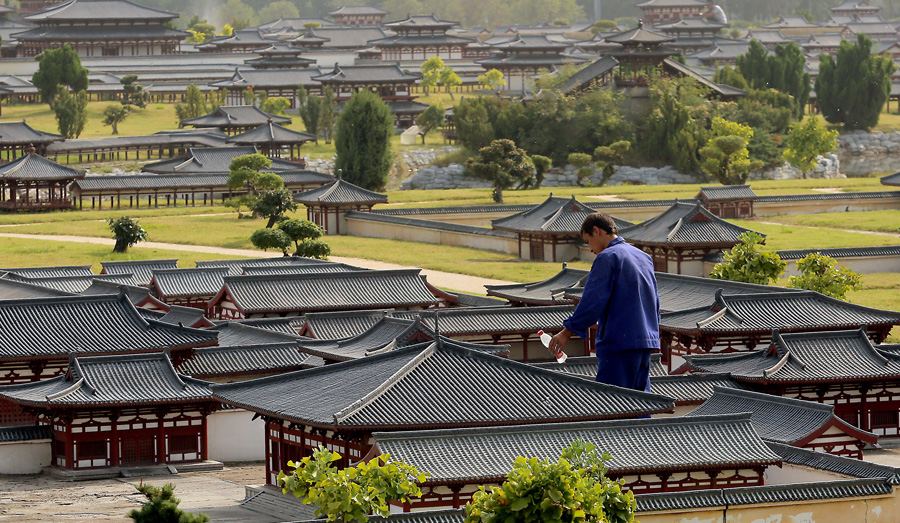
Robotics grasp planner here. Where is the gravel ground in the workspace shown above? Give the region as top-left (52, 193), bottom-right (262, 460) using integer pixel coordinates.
top-left (0, 463), bottom-right (275, 523)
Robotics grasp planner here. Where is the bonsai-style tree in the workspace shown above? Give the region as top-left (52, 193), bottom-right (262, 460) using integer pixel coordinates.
top-left (252, 188), bottom-right (298, 228)
top-left (250, 227), bottom-right (291, 256)
top-left (416, 103), bottom-right (445, 144)
top-left (783, 116), bottom-right (839, 178)
top-left (420, 56), bottom-right (445, 95)
top-left (127, 483), bottom-right (209, 523)
top-left (787, 253), bottom-right (862, 300)
top-left (175, 84), bottom-right (208, 123)
top-left (709, 231), bottom-right (786, 285)
top-left (297, 85), bottom-right (322, 143)
top-left (478, 69), bottom-right (505, 91)
top-left (277, 218), bottom-right (331, 258)
top-left (466, 440), bottom-right (638, 523)
top-left (594, 140), bottom-right (631, 186)
top-left (108, 216), bottom-right (148, 253)
top-left (334, 89), bottom-right (393, 191)
top-left (32, 44), bottom-right (89, 107)
top-left (261, 96), bottom-right (291, 115)
top-left (278, 447), bottom-right (427, 523)
top-left (528, 154), bottom-right (552, 189)
top-left (440, 67), bottom-right (462, 100)
top-left (319, 87), bottom-right (337, 144)
top-left (700, 118), bottom-right (762, 185)
top-left (466, 139), bottom-right (534, 203)
top-left (102, 105), bottom-right (131, 135)
top-left (226, 154), bottom-right (283, 217)
top-left (121, 74), bottom-right (149, 109)
top-left (567, 152), bottom-right (594, 186)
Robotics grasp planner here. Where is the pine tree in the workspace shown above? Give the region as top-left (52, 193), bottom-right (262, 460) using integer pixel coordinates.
top-left (32, 45), bottom-right (89, 107)
top-left (334, 90), bottom-right (393, 191)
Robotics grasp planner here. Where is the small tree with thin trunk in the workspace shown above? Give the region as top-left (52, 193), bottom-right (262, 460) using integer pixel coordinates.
top-left (250, 227), bottom-right (291, 256)
top-left (787, 253), bottom-right (862, 300)
top-left (783, 116), bottom-right (838, 179)
top-left (252, 188), bottom-right (298, 228)
top-left (175, 84), bottom-right (208, 123)
top-left (466, 139), bottom-right (533, 203)
top-left (127, 483), bottom-right (209, 523)
top-left (108, 216), bottom-right (148, 253)
top-left (440, 67), bottom-right (462, 100)
top-left (278, 447), bottom-right (427, 523)
top-left (709, 231), bottom-right (786, 285)
top-left (54, 86), bottom-right (88, 139)
top-left (420, 56), bottom-right (444, 95)
top-left (297, 85), bottom-right (322, 143)
top-left (32, 44), bottom-right (89, 108)
top-left (478, 69), bottom-right (505, 91)
top-left (416, 103), bottom-right (444, 144)
top-left (277, 218), bottom-right (331, 258)
top-left (319, 87), bottom-right (337, 144)
top-left (102, 105), bottom-right (131, 135)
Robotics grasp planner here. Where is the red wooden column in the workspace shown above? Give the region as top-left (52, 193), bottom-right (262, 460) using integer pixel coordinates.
top-left (157, 408), bottom-right (166, 464)
top-left (110, 409), bottom-right (120, 467)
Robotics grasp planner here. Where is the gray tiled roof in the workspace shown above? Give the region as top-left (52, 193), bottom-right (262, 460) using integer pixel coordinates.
top-left (697, 185), bottom-right (757, 201)
top-left (344, 212), bottom-right (517, 239)
top-left (14, 25), bottom-right (188, 41)
top-left (0, 293), bottom-right (217, 360)
top-left (0, 154), bottom-right (83, 181)
top-left (635, 479), bottom-right (893, 512)
top-left (24, 0), bottom-right (178, 22)
top-left (142, 146), bottom-right (299, 174)
top-left (180, 106), bottom-right (291, 129)
top-left (881, 172), bottom-right (900, 186)
top-left (372, 204), bottom-right (535, 216)
top-left (4, 273), bottom-right (136, 294)
top-left (196, 256), bottom-right (328, 276)
top-left (0, 352), bottom-right (211, 407)
top-left (297, 317), bottom-right (431, 361)
top-left (227, 317), bottom-right (306, 336)
top-left (392, 305), bottom-right (577, 336)
top-left (687, 387), bottom-right (876, 445)
top-left (101, 259), bottom-right (178, 286)
top-left (650, 352), bottom-right (667, 376)
top-left (531, 355), bottom-right (597, 377)
top-left (0, 425), bottom-right (52, 443)
top-left (294, 179), bottom-right (387, 205)
top-left (158, 305), bottom-right (210, 328)
top-left (228, 122), bottom-right (315, 145)
top-left (688, 328), bottom-right (900, 383)
top-left (648, 373), bottom-right (748, 404)
top-left (661, 290), bottom-right (900, 334)
top-left (79, 280), bottom-right (154, 306)
top-left (0, 277), bottom-right (72, 300)
top-left (215, 270), bottom-right (440, 315)
top-left (766, 442), bottom-right (900, 484)
top-left (211, 68), bottom-right (324, 90)
top-left (300, 309), bottom-right (393, 339)
top-left (373, 413), bottom-right (778, 484)
top-left (0, 121), bottom-right (62, 144)
top-left (212, 342), bottom-right (674, 428)
top-left (179, 342), bottom-right (311, 378)
top-left (606, 22), bottom-right (675, 45)
top-left (150, 267), bottom-right (228, 299)
top-left (211, 321), bottom-right (301, 347)
top-left (620, 202), bottom-right (758, 245)
top-left (485, 266), bottom-right (588, 304)
top-left (48, 129), bottom-right (229, 155)
top-left (755, 190), bottom-right (900, 202)
top-left (558, 56), bottom-right (619, 93)
top-left (661, 59), bottom-right (748, 98)
top-left (314, 64), bottom-right (422, 84)
top-left (240, 263), bottom-right (363, 276)
top-left (655, 273), bottom-right (800, 313)
top-left (492, 196), bottom-right (634, 234)
top-left (329, 6), bottom-right (388, 15)
top-left (292, 26), bottom-right (388, 49)
top-left (444, 292), bottom-right (509, 308)
top-left (774, 245), bottom-right (900, 260)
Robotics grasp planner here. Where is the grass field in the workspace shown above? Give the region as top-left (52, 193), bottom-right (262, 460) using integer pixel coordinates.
top-left (731, 220), bottom-right (900, 250)
top-left (760, 210), bottom-right (900, 234)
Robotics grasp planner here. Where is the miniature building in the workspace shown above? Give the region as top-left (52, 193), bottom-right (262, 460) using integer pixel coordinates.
top-left (179, 342), bottom-right (315, 382)
top-left (696, 185), bottom-right (758, 218)
top-left (882, 172), bottom-right (900, 187)
top-left (211, 341), bottom-right (674, 483)
top-left (687, 328), bottom-right (900, 438)
top-left (206, 269), bottom-right (443, 320)
top-left (226, 121), bottom-right (315, 159)
top-left (257, 18), bottom-right (334, 34)
top-left (179, 106), bottom-right (291, 135)
top-left (195, 256), bottom-right (338, 276)
top-left (373, 15), bottom-right (475, 61)
top-left (492, 195), bottom-right (634, 262)
top-left (661, 289), bottom-right (900, 370)
top-left (312, 64), bottom-right (427, 128)
top-left (655, 17), bottom-right (729, 54)
top-left (0, 352), bottom-right (219, 472)
top-left (619, 201), bottom-right (758, 275)
top-left (243, 44), bottom-right (316, 70)
top-left (197, 28), bottom-right (275, 53)
top-left (328, 6), bottom-right (388, 26)
top-left (100, 258), bottom-right (178, 286)
top-left (604, 21), bottom-right (678, 86)
top-left (2, 272), bottom-right (135, 293)
top-left (209, 68), bottom-right (323, 108)
top-left (17, 0), bottom-right (66, 15)
top-left (486, 264), bottom-right (589, 306)
top-left (0, 153), bottom-right (83, 211)
top-left (371, 413), bottom-right (780, 507)
top-left (16, 0), bottom-right (188, 57)
top-left (149, 268), bottom-right (229, 309)
top-left (294, 178), bottom-right (388, 235)
top-left (289, 26), bottom-right (389, 50)
top-left (687, 388), bottom-right (878, 459)
top-left (477, 34), bottom-right (587, 92)
top-left (636, 0), bottom-right (706, 24)
top-left (831, 0), bottom-right (881, 16)
top-left (0, 120), bottom-right (63, 160)
top-left (687, 41), bottom-right (753, 66)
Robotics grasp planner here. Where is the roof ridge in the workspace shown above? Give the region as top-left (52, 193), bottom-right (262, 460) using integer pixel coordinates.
top-left (225, 268), bottom-right (421, 282)
top-left (333, 344), bottom-right (436, 424)
top-left (711, 386), bottom-right (834, 412)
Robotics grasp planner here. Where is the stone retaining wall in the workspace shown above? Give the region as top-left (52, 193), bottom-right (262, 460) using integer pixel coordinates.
top-left (749, 154), bottom-right (843, 181)
top-left (837, 131), bottom-right (900, 175)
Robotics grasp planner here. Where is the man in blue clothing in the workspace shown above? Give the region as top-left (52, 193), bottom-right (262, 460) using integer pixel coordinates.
top-left (549, 213), bottom-right (660, 392)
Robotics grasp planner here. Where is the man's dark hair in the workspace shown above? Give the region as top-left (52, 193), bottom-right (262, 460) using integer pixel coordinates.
top-left (581, 212), bottom-right (618, 236)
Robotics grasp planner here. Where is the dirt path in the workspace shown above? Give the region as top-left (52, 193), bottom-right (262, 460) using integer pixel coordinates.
top-left (753, 221), bottom-right (899, 238)
top-left (0, 232), bottom-right (515, 295)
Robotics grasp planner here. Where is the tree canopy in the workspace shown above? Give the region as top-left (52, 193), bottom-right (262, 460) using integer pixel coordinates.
top-left (709, 232), bottom-right (786, 285)
top-left (127, 483), bottom-right (208, 523)
top-left (54, 86), bottom-right (88, 139)
top-left (108, 216), bottom-right (148, 253)
top-left (334, 89), bottom-right (394, 191)
top-left (816, 34), bottom-right (896, 131)
top-left (277, 219), bottom-right (331, 258)
top-left (787, 253), bottom-right (862, 300)
top-left (467, 139), bottom-right (534, 203)
top-left (736, 40), bottom-right (810, 118)
top-left (32, 45), bottom-right (89, 107)
top-left (783, 116), bottom-right (838, 177)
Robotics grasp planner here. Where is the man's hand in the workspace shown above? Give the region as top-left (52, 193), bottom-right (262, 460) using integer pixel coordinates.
top-left (549, 329), bottom-right (573, 354)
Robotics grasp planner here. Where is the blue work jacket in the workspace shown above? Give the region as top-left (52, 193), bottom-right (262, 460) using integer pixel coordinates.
top-left (563, 237), bottom-right (661, 354)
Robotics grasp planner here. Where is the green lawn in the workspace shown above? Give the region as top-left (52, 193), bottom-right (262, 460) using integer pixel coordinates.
top-left (0, 236), bottom-right (247, 273)
top-left (759, 210), bottom-right (900, 234)
top-left (731, 220), bottom-right (900, 250)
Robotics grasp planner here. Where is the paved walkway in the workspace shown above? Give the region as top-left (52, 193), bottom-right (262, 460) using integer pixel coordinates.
top-left (0, 233), bottom-right (515, 295)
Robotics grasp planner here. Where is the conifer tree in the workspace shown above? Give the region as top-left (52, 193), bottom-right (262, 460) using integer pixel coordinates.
top-left (334, 90), bottom-right (393, 191)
